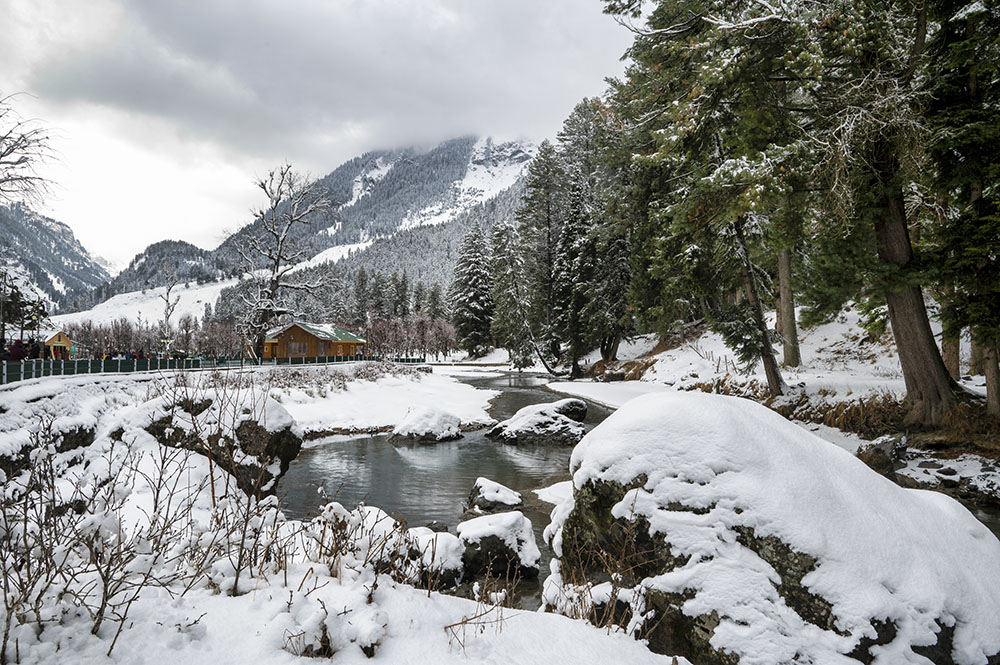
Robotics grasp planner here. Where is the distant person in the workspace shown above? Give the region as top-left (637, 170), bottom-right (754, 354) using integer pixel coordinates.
top-left (9, 340), bottom-right (27, 361)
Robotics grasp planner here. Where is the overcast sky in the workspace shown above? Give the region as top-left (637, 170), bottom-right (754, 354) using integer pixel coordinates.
top-left (1, 0), bottom-right (632, 267)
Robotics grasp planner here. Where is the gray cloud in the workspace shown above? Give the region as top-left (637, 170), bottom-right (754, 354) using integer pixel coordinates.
top-left (30, 0), bottom-right (631, 167)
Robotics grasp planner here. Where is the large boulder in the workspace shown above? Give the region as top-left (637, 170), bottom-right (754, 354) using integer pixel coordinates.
top-left (486, 398), bottom-right (588, 445)
top-left (457, 511), bottom-right (540, 580)
top-left (145, 395), bottom-right (302, 497)
top-left (544, 392), bottom-right (1000, 665)
top-left (465, 477), bottom-right (523, 517)
top-left (855, 435), bottom-right (907, 481)
top-left (390, 406), bottom-right (462, 442)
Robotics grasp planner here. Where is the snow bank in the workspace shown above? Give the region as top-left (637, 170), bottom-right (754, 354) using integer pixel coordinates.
top-left (276, 370), bottom-right (496, 433)
top-left (546, 391), bottom-right (1000, 664)
top-left (546, 381), bottom-right (672, 409)
top-left (533, 480), bottom-right (573, 505)
top-left (391, 407), bottom-right (462, 441)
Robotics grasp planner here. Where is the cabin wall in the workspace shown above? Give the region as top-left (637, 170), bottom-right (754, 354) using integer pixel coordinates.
top-left (267, 326), bottom-right (360, 358)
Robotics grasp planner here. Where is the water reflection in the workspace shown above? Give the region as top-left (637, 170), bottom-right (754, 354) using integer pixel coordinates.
top-left (278, 373), bottom-right (611, 527)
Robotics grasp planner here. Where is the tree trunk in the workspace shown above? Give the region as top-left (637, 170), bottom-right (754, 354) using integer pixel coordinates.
top-left (970, 337), bottom-right (985, 375)
top-left (984, 340), bottom-right (999, 417)
top-left (734, 219), bottom-right (785, 396)
top-left (599, 335), bottom-right (622, 363)
top-left (777, 248), bottom-right (801, 367)
top-left (942, 335), bottom-right (960, 380)
top-left (873, 151), bottom-right (956, 426)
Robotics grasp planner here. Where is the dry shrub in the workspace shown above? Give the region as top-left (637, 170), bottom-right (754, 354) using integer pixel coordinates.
top-left (936, 403), bottom-right (1000, 454)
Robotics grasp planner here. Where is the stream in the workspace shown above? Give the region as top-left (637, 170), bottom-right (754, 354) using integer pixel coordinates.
top-left (278, 371), bottom-right (613, 606)
top-left (278, 370), bottom-right (1000, 606)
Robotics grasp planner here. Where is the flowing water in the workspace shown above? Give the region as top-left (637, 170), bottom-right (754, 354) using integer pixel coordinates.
top-left (277, 371), bottom-right (1000, 605)
top-left (278, 372), bottom-right (612, 541)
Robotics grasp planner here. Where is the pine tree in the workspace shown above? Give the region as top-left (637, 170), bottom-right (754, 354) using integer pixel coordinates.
top-left (412, 280), bottom-right (426, 313)
top-left (488, 220), bottom-right (533, 368)
top-left (516, 139), bottom-right (565, 359)
top-left (450, 225), bottom-right (494, 356)
top-left (927, 0), bottom-right (1000, 415)
top-left (553, 178), bottom-right (596, 377)
top-left (425, 283), bottom-right (447, 322)
top-left (352, 267), bottom-right (370, 327)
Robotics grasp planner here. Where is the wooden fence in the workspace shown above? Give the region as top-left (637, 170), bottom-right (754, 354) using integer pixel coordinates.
top-left (0, 355), bottom-right (426, 386)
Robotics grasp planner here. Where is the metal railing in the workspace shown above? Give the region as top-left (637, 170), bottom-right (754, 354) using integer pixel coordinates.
top-left (0, 355), bottom-right (427, 386)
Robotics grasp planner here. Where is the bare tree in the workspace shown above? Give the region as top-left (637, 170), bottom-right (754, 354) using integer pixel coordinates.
top-left (0, 94), bottom-right (51, 204)
top-left (236, 164), bottom-right (331, 359)
top-left (158, 266), bottom-right (181, 348)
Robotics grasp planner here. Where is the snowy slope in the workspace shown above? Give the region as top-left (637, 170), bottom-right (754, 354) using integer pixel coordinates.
top-left (399, 137), bottom-right (533, 231)
top-left (52, 278), bottom-right (237, 327)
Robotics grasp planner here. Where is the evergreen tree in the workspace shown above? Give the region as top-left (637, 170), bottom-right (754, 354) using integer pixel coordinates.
top-left (425, 283), bottom-right (447, 322)
top-left (449, 225), bottom-right (494, 356)
top-left (516, 139), bottom-right (565, 359)
top-left (927, 0), bottom-right (1000, 414)
top-left (553, 177), bottom-right (596, 377)
top-left (391, 270), bottom-right (410, 317)
top-left (488, 220), bottom-right (533, 368)
top-left (412, 280), bottom-right (426, 313)
top-left (352, 266), bottom-right (370, 326)
top-left (602, 0), bottom-right (793, 394)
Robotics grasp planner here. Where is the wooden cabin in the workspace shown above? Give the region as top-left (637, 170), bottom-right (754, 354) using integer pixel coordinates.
top-left (40, 329), bottom-right (74, 361)
top-left (261, 322), bottom-right (366, 359)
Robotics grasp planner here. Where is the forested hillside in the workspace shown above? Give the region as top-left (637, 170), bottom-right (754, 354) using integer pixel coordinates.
top-left (0, 203), bottom-right (109, 309)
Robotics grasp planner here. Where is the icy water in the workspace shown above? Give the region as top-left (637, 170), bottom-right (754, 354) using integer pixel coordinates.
top-left (278, 372), bottom-right (611, 525)
top-left (277, 371), bottom-right (1000, 607)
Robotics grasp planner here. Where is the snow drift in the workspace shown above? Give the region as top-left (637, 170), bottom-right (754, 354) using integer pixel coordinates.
top-left (544, 392), bottom-right (1000, 665)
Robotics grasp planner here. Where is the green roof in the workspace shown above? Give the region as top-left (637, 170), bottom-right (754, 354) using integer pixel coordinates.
top-left (266, 321), bottom-right (366, 344)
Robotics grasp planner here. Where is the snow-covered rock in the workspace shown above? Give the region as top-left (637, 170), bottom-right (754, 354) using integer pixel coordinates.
top-left (390, 406), bottom-right (462, 442)
top-left (457, 511), bottom-right (540, 580)
top-left (855, 434), bottom-right (907, 481)
top-left (544, 391), bottom-right (1000, 665)
top-left (405, 526), bottom-right (465, 589)
top-left (486, 398), bottom-right (587, 445)
top-left (465, 477), bottom-right (523, 516)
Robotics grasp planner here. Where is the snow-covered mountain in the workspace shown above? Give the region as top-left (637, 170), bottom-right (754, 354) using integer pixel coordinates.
top-left (0, 203), bottom-right (110, 311)
top-left (61, 135), bottom-right (535, 317)
top-left (216, 135), bottom-right (533, 265)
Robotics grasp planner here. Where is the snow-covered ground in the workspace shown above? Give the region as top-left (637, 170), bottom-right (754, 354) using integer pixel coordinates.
top-left (400, 138), bottom-right (535, 231)
top-left (274, 369), bottom-right (496, 434)
top-left (0, 363), bottom-right (685, 665)
top-left (52, 278), bottom-right (239, 327)
top-left (288, 239), bottom-right (375, 273)
top-left (546, 380), bottom-right (672, 409)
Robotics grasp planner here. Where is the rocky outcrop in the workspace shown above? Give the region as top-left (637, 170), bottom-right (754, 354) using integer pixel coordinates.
top-left (145, 399), bottom-right (301, 497)
top-left (486, 398), bottom-right (587, 445)
top-left (464, 477), bottom-right (523, 517)
top-left (0, 426), bottom-right (96, 479)
top-left (855, 435), bottom-right (906, 481)
top-left (458, 511), bottom-right (540, 580)
top-left (544, 392), bottom-right (1000, 665)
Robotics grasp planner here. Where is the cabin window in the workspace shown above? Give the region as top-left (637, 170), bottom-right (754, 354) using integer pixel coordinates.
top-left (337, 344), bottom-right (343, 355)
top-left (290, 341), bottom-right (307, 355)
